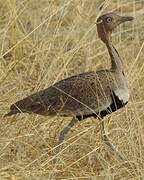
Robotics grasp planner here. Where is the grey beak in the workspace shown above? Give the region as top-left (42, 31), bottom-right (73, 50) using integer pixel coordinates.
top-left (120, 16), bottom-right (134, 23)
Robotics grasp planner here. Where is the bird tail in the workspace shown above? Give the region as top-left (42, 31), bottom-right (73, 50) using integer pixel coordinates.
top-left (4, 104), bottom-right (21, 117)
top-left (4, 96), bottom-right (44, 117)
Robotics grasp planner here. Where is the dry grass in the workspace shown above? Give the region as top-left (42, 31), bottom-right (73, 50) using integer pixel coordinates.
top-left (0, 0), bottom-right (144, 179)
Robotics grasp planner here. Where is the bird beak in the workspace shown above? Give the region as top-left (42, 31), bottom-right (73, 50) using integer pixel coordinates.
top-left (119, 15), bottom-right (134, 23)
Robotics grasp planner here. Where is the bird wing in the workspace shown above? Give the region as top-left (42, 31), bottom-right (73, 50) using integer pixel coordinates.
top-left (6, 70), bottom-right (119, 117)
top-left (40, 70), bottom-right (114, 116)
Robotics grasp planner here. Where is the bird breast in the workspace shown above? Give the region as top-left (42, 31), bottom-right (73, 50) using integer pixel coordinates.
top-left (113, 72), bottom-right (129, 104)
top-left (114, 87), bottom-right (129, 104)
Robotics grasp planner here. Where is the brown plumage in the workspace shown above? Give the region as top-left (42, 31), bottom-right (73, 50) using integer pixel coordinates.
top-left (5, 70), bottom-right (127, 118)
top-left (4, 12), bottom-right (133, 161)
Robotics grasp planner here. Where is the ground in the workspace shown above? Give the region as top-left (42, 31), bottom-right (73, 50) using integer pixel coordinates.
top-left (0, 0), bottom-right (144, 179)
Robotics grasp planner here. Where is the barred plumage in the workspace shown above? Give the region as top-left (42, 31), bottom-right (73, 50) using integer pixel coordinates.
top-left (4, 12), bottom-right (133, 162)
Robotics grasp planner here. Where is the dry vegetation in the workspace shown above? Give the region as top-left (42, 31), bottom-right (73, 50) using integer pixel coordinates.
top-left (0, 0), bottom-right (144, 179)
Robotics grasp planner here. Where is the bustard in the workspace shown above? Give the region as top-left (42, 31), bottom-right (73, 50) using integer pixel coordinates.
top-left (4, 12), bottom-right (133, 161)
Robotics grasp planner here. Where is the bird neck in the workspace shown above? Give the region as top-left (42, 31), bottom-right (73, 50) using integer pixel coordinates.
top-left (105, 36), bottom-right (123, 72)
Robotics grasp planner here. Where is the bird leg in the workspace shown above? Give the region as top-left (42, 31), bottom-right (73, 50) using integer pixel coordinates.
top-left (54, 117), bottom-right (78, 163)
top-left (101, 120), bottom-right (125, 160)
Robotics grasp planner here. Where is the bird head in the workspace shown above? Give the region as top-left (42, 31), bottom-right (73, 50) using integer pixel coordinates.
top-left (96, 12), bottom-right (133, 43)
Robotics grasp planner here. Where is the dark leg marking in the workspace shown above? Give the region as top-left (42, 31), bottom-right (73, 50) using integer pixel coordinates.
top-left (100, 90), bottom-right (128, 118)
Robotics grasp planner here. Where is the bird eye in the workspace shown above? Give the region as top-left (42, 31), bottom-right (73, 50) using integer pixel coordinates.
top-left (106, 17), bottom-right (112, 23)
